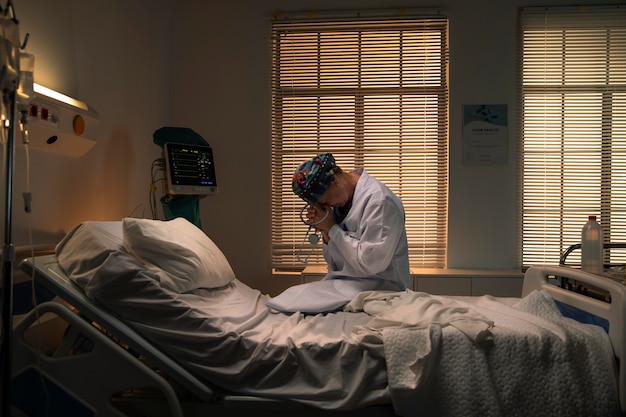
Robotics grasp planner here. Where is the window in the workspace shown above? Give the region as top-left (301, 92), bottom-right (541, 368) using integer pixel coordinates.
top-left (271, 10), bottom-right (449, 271)
top-left (521, 5), bottom-right (626, 266)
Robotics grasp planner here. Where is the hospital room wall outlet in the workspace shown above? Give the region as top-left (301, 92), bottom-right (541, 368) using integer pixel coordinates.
top-left (26, 85), bottom-right (99, 157)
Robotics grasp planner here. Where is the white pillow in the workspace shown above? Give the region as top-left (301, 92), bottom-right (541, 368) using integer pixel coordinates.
top-left (122, 217), bottom-right (235, 292)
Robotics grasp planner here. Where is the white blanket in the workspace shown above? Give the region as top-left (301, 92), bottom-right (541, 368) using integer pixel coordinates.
top-left (346, 289), bottom-right (620, 417)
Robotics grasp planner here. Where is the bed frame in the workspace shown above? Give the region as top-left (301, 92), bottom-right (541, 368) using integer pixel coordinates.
top-left (13, 254), bottom-right (396, 417)
top-left (12, 255), bottom-right (626, 416)
top-left (522, 265), bottom-right (626, 413)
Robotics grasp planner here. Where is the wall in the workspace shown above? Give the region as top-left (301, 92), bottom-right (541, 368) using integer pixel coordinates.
top-left (169, 0), bottom-right (617, 295)
top-left (5, 0), bottom-right (170, 247)
top-left (4, 0), bottom-right (618, 297)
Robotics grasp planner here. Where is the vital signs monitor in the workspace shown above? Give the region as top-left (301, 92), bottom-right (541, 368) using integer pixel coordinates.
top-left (163, 142), bottom-right (218, 196)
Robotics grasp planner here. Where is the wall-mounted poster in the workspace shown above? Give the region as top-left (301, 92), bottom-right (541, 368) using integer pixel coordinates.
top-left (463, 104), bottom-right (508, 166)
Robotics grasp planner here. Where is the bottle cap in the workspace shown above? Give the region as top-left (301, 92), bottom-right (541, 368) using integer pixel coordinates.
top-left (589, 215), bottom-right (596, 220)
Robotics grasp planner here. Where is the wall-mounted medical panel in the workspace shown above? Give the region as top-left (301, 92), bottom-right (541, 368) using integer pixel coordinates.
top-left (26, 84), bottom-right (99, 157)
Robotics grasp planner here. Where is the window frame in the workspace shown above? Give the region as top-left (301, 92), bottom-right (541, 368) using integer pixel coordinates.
top-left (270, 11), bottom-right (450, 272)
top-left (520, 5), bottom-right (626, 267)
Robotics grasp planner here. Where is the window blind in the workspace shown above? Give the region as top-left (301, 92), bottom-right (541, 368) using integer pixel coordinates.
top-left (271, 13), bottom-right (449, 272)
top-left (521, 5), bottom-right (626, 266)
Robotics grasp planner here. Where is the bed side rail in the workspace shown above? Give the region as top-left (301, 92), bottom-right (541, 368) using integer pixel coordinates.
top-left (19, 255), bottom-right (215, 403)
top-left (560, 242), bottom-right (626, 270)
top-left (12, 301), bottom-right (185, 417)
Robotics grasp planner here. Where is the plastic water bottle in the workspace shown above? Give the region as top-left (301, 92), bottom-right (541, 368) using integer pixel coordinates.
top-left (581, 215), bottom-right (604, 274)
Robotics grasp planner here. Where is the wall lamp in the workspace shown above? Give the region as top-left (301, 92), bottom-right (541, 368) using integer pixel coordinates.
top-left (27, 83), bottom-right (99, 156)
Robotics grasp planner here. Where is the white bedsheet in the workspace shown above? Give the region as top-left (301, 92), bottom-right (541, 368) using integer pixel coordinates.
top-left (347, 289), bottom-right (620, 417)
top-left (55, 221), bottom-right (621, 416)
top-left (56, 221), bottom-right (390, 410)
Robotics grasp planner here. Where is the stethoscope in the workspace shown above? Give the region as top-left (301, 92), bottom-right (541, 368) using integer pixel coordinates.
top-left (296, 203), bottom-right (330, 264)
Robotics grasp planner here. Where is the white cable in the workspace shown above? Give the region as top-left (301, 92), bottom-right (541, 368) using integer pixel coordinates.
top-left (20, 114), bottom-right (51, 412)
top-left (0, 115), bottom-right (6, 198)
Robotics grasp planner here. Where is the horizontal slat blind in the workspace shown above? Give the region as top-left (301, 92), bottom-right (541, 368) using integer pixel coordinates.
top-left (271, 14), bottom-right (449, 271)
top-left (521, 5), bottom-right (626, 266)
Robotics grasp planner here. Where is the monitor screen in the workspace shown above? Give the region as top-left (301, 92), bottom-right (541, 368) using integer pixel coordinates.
top-left (163, 142), bottom-right (218, 196)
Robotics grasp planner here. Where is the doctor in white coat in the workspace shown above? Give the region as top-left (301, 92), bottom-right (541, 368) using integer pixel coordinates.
top-left (292, 153), bottom-right (411, 291)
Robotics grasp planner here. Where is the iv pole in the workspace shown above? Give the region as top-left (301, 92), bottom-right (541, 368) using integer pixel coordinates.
top-left (0, 1), bottom-right (22, 414)
top-left (0, 84), bottom-right (16, 417)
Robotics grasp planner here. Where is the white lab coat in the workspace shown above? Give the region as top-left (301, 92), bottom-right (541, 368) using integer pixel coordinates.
top-left (323, 169), bottom-right (411, 290)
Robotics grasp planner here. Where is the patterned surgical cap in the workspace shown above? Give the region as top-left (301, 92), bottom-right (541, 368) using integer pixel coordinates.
top-left (292, 153), bottom-right (337, 204)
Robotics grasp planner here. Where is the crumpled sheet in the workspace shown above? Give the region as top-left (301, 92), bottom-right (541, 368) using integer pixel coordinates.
top-left (55, 221), bottom-right (620, 416)
top-left (346, 289), bottom-right (620, 417)
top-left (345, 289), bottom-right (494, 342)
top-left (345, 289), bottom-right (494, 415)
top-left (55, 221), bottom-right (392, 410)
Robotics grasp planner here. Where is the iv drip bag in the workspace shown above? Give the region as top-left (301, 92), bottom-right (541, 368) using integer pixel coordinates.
top-left (17, 51), bottom-right (34, 110)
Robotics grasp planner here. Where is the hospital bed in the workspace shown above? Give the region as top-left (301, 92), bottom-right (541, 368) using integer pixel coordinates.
top-left (10, 219), bottom-right (626, 417)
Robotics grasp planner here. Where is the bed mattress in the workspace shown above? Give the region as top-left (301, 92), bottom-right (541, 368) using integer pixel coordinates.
top-left (53, 220), bottom-right (620, 417)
